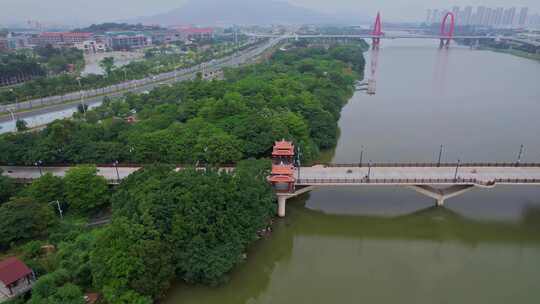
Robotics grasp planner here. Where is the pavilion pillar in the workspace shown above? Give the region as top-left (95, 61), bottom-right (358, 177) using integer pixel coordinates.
top-left (277, 196), bottom-right (287, 217)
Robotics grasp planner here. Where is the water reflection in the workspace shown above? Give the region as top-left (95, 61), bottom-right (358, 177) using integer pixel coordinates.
top-left (164, 201), bottom-right (540, 304)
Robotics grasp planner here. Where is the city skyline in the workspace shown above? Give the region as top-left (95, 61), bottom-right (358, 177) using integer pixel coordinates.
top-left (426, 5), bottom-right (539, 27)
top-left (1, 0), bottom-right (540, 26)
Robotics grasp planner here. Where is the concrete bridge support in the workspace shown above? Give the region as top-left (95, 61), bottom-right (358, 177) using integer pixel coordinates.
top-left (276, 186), bottom-right (316, 217)
top-left (408, 185), bottom-right (476, 207)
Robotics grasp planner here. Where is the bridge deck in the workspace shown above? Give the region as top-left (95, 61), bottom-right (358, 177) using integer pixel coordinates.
top-left (296, 165), bottom-right (540, 186)
top-left (3, 164), bottom-right (540, 186)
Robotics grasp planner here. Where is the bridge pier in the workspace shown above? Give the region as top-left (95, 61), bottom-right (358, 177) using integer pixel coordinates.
top-left (278, 196), bottom-right (287, 217)
top-left (276, 186), bottom-right (316, 217)
top-left (408, 185), bottom-right (476, 207)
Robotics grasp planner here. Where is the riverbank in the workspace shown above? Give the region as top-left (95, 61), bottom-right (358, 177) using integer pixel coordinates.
top-left (481, 46), bottom-right (540, 62)
top-left (162, 37), bottom-right (540, 304)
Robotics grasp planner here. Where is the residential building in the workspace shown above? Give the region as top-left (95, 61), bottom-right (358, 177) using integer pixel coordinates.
top-left (452, 6), bottom-right (460, 23)
top-left (493, 8), bottom-right (504, 26)
top-left (35, 32), bottom-right (93, 46)
top-left (75, 40), bottom-right (107, 53)
top-left (518, 7), bottom-right (529, 26)
top-left (0, 257), bottom-right (35, 302)
top-left (106, 32), bottom-right (150, 51)
top-left (0, 39), bottom-right (7, 52)
top-left (175, 27), bottom-right (214, 41)
top-left (462, 6), bottom-right (473, 25)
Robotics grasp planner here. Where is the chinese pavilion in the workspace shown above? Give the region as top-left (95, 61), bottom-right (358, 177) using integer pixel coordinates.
top-left (268, 140), bottom-right (296, 193)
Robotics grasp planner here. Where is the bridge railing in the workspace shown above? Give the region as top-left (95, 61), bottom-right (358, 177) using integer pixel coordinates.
top-left (296, 177), bottom-right (540, 186)
top-left (317, 162), bottom-right (540, 168)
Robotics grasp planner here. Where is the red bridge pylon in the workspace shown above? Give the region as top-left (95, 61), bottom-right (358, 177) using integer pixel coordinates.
top-left (440, 12), bottom-right (455, 49)
top-left (371, 12), bottom-right (383, 49)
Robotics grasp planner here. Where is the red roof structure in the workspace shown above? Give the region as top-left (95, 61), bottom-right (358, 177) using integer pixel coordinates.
top-left (268, 175), bottom-right (295, 183)
top-left (40, 32), bottom-right (92, 38)
top-left (0, 257), bottom-right (32, 286)
top-left (272, 140), bottom-right (295, 157)
top-left (271, 164), bottom-right (294, 176)
top-left (176, 27), bottom-right (214, 34)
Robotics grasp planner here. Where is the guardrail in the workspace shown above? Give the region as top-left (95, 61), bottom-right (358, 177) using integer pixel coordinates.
top-left (318, 162), bottom-right (540, 168)
top-left (296, 177), bottom-right (540, 186)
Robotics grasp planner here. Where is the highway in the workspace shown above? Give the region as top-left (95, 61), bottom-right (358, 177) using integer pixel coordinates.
top-left (0, 37), bottom-right (283, 125)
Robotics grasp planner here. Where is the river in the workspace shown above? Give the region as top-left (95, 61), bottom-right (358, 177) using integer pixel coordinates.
top-left (163, 38), bottom-right (540, 303)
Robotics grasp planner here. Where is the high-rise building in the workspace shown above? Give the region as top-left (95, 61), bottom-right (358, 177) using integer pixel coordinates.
top-left (431, 9), bottom-right (439, 24)
top-left (484, 7), bottom-right (493, 26)
top-left (476, 6), bottom-right (486, 25)
top-left (494, 8), bottom-right (504, 26)
top-left (463, 6), bottom-right (473, 25)
top-left (452, 6), bottom-right (460, 22)
top-left (518, 7), bottom-right (528, 26)
top-left (508, 7), bottom-right (517, 26)
top-left (424, 6), bottom-right (536, 28)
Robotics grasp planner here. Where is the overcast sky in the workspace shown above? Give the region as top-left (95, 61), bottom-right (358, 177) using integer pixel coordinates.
top-left (1, 0), bottom-right (539, 26)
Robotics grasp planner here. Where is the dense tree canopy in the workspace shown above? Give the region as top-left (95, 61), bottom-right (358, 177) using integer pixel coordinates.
top-left (0, 169), bottom-right (18, 204)
top-left (0, 43), bottom-right (366, 165)
top-left (0, 43), bottom-right (367, 304)
top-left (0, 197), bottom-right (56, 249)
top-left (89, 159), bottom-right (275, 303)
top-left (64, 166), bottom-right (109, 214)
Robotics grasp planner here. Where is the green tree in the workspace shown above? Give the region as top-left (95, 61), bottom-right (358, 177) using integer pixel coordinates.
top-left (28, 269), bottom-right (84, 304)
top-left (0, 197), bottom-right (55, 249)
top-left (0, 169), bottom-right (17, 204)
top-left (100, 57), bottom-right (115, 76)
top-left (23, 172), bottom-right (65, 204)
top-left (91, 217), bottom-right (174, 301)
top-left (64, 166), bottom-right (109, 214)
top-left (56, 232), bottom-right (97, 288)
top-left (16, 119), bottom-right (28, 132)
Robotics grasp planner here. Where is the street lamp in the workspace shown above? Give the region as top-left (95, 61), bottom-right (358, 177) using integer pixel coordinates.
top-left (516, 144), bottom-right (524, 167)
top-left (49, 200), bottom-right (63, 219)
top-left (454, 159), bottom-right (461, 181)
top-left (359, 145), bottom-right (365, 167)
top-left (7, 109), bottom-right (16, 122)
top-left (9, 89), bottom-right (18, 110)
top-left (34, 160), bottom-right (43, 177)
top-left (437, 144), bottom-right (444, 167)
top-left (76, 77), bottom-right (86, 114)
top-left (113, 160), bottom-right (120, 183)
top-left (367, 160), bottom-right (372, 180)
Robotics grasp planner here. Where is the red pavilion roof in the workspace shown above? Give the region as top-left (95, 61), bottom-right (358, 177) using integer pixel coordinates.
top-left (272, 140), bottom-right (295, 157)
top-left (268, 175), bottom-right (295, 183)
top-left (271, 164), bottom-right (294, 176)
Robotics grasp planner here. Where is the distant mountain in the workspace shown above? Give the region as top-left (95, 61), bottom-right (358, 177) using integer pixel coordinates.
top-left (134, 0), bottom-right (347, 26)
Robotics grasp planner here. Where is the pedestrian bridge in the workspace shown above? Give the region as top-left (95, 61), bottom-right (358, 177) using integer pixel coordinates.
top-left (2, 162), bottom-right (540, 217)
top-left (275, 163), bottom-right (540, 217)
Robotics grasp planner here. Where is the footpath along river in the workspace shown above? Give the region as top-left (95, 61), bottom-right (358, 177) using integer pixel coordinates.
top-left (164, 38), bottom-right (540, 304)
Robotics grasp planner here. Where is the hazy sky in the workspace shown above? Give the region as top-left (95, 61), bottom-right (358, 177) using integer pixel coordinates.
top-left (1, 0), bottom-right (539, 26)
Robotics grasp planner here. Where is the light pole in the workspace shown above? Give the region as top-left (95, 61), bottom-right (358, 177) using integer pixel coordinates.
top-left (359, 145), bottom-right (364, 167)
top-left (437, 144), bottom-right (444, 167)
top-left (7, 109), bottom-right (16, 122)
top-left (34, 160), bottom-right (43, 177)
top-left (516, 144), bottom-right (524, 167)
top-left (76, 77), bottom-right (86, 114)
top-left (49, 200), bottom-right (63, 219)
top-left (454, 159), bottom-right (461, 181)
top-left (9, 89), bottom-right (18, 110)
top-left (367, 160), bottom-right (372, 180)
top-left (113, 160), bottom-right (120, 183)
